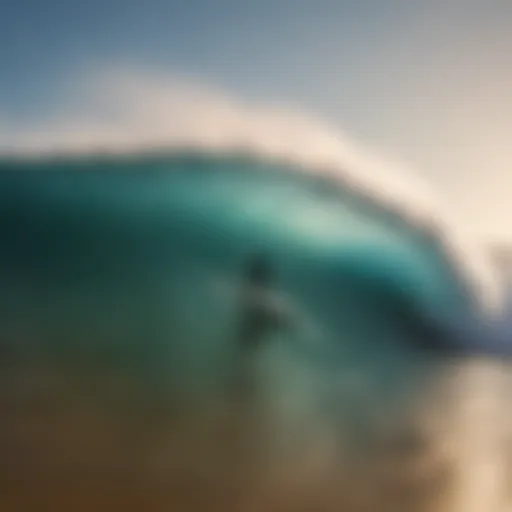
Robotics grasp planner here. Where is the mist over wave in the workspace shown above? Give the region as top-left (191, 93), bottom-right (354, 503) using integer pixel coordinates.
top-left (0, 66), bottom-right (503, 313)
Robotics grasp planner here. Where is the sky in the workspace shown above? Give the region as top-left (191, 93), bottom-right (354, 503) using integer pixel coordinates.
top-left (1, 0), bottom-right (512, 245)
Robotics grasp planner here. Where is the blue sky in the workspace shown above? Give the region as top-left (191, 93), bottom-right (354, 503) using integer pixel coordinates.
top-left (2, 0), bottom-right (512, 241)
top-left (1, 1), bottom-right (425, 119)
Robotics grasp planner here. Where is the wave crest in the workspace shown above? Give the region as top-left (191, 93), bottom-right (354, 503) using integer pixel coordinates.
top-left (0, 67), bottom-right (503, 313)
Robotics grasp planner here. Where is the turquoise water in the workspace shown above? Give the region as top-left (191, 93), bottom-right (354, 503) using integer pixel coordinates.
top-left (0, 152), bottom-right (489, 418)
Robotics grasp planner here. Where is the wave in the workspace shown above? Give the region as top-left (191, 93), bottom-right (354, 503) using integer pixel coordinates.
top-left (0, 70), bottom-right (511, 511)
top-left (0, 68), bottom-right (503, 314)
top-left (0, 147), bottom-right (510, 512)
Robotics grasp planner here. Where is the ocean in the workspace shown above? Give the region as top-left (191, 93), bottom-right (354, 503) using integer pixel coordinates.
top-left (0, 151), bottom-right (509, 512)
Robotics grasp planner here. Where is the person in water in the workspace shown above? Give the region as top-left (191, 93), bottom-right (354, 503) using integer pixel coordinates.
top-left (231, 255), bottom-right (272, 397)
top-left (238, 254), bottom-right (284, 351)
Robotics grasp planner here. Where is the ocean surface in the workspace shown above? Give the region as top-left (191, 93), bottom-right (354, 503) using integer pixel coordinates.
top-left (0, 151), bottom-right (509, 512)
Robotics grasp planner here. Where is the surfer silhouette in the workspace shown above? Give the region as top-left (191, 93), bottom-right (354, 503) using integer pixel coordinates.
top-left (229, 253), bottom-right (288, 401)
top-left (239, 255), bottom-right (273, 348)
top-left (220, 254), bottom-right (286, 483)
top-left (237, 253), bottom-right (289, 353)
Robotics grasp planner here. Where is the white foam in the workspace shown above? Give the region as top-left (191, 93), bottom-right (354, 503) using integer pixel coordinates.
top-left (0, 67), bottom-right (503, 314)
